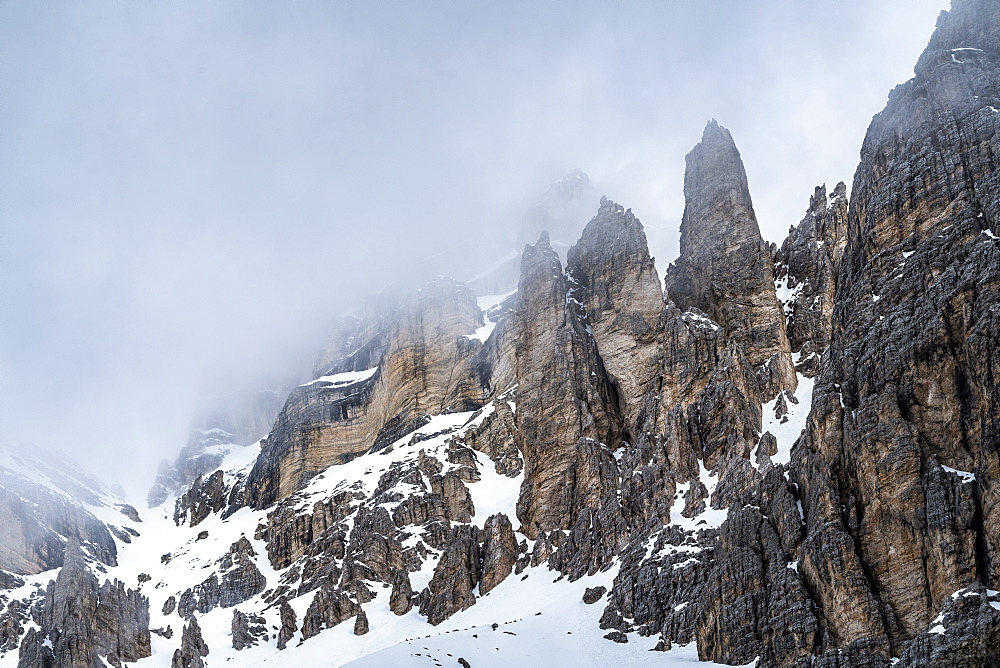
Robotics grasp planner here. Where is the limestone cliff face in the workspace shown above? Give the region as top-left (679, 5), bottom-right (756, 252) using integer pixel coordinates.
top-left (566, 198), bottom-right (666, 443)
top-left (788, 0), bottom-right (1000, 662)
top-left (12, 3), bottom-right (1000, 666)
top-left (514, 231), bottom-right (625, 538)
top-left (246, 277), bottom-right (499, 507)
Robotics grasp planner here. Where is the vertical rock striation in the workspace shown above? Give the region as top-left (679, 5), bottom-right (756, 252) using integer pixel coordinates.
top-left (774, 182), bottom-right (848, 372)
top-left (666, 120), bottom-right (795, 399)
top-left (18, 540), bottom-right (150, 668)
top-left (513, 231), bottom-right (625, 538)
top-left (246, 277), bottom-right (499, 507)
top-left (566, 198), bottom-right (667, 443)
top-left (788, 0), bottom-right (1000, 663)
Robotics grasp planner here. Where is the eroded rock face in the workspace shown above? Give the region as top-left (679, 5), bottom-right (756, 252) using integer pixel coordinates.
top-left (171, 617), bottom-right (208, 668)
top-left (175, 537), bottom-right (266, 619)
top-left (17, 540), bottom-right (150, 668)
top-left (514, 231), bottom-right (625, 538)
top-left (301, 588), bottom-right (361, 640)
top-left (420, 524), bottom-right (481, 625)
top-left (784, 0), bottom-right (1000, 663)
top-left (277, 600), bottom-right (298, 650)
top-left (566, 198), bottom-right (667, 442)
top-left (246, 277), bottom-right (497, 507)
top-left (15, 4), bottom-right (995, 664)
top-left (232, 609), bottom-right (267, 650)
top-left (174, 470), bottom-right (226, 527)
top-left (774, 183), bottom-right (849, 367)
top-left (479, 513), bottom-right (517, 595)
top-left (665, 120), bottom-right (795, 399)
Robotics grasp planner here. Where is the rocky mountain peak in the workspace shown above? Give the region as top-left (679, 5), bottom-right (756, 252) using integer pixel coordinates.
top-left (666, 120), bottom-right (794, 395)
top-left (571, 197), bottom-right (650, 269)
top-left (915, 0), bottom-right (1000, 74)
top-left (682, 119), bottom-right (752, 212)
top-left (6, 3), bottom-right (1000, 667)
top-left (667, 120), bottom-right (762, 318)
top-left (566, 198), bottom-right (665, 440)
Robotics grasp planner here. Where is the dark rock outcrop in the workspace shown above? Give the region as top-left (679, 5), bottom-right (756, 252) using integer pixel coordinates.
top-left (171, 617), bottom-right (209, 668)
top-left (774, 182), bottom-right (849, 367)
top-left (353, 609), bottom-right (369, 636)
top-left (173, 470), bottom-right (226, 527)
top-left (479, 513), bottom-right (517, 595)
top-left (277, 599), bottom-right (298, 650)
top-left (785, 1), bottom-right (1000, 662)
top-left (231, 609), bottom-right (267, 650)
top-left (175, 537), bottom-right (265, 619)
top-left (420, 525), bottom-right (481, 625)
top-left (389, 570), bottom-right (414, 616)
top-left (665, 120), bottom-right (795, 400)
top-left (16, 540), bottom-right (150, 668)
top-left (583, 586), bottom-right (606, 604)
top-left (301, 588), bottom-right (362, 640)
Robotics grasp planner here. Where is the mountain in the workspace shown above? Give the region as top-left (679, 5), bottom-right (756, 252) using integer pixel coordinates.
top-left (3, 1), bottom-right (1000, 666)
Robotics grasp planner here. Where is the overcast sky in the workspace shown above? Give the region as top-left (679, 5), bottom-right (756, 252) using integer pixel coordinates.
top-left (0, 0), bottom-right (949, 494)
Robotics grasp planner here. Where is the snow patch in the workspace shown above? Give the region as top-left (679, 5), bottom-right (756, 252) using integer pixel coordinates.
top-left (775, 275), bottom-right (805, 321)
top-left (301, 367), bottom-right (378, 388)
top-left (942, 465), bottom-right (976, 484)
top-left (681, 310), bottom-right (721, 332)
top-left (757, 374), bottom-right (814, 467)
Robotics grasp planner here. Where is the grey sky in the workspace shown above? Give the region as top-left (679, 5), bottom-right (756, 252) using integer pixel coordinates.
top-left (0, 0), bottom-right (948, 492)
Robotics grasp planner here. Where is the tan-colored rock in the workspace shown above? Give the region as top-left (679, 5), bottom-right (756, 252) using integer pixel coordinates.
top-left (567, 198), bottom-right (666, 435)
top-left (513, 232), bottom-right (625, 538)
top-left (787, 0), bottom-right (1000, 660)
top-left (247, 277), bottom-right (491, 507)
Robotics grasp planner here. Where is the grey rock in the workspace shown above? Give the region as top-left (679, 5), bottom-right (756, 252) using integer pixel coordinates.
top-left (479, 514), bottom-right (517, 596)
top-left (276, 599), bottom-right (298, 650)
top-left (389, 570), bottom-right (414, 616)
top-left (665, 120), bottom-right (795, 400)
top-left (514, 231), bottom-right (625, 538)
top-left (420, 525), bottom-right (481, 625)
top-left (231, 609), bottom-right (267, 650)
top-left (17, 540), bottom-right (150, 668)
top-left (170, 617), bottom-right (208, 668)
top-left (583, 587), bottom-right (606, 604)
top-left (301, 588), bottom-right (361, 640)
top-left (353, 609), bottom-right (369, 636)
top-left (774, 182), bottom-right (848, 363)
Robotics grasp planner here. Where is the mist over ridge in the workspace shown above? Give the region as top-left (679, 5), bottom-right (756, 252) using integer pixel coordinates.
top-left (0, 0), bottom-right (948, 491)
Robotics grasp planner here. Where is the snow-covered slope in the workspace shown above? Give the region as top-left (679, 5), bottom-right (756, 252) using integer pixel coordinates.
top-left (1, 406), bottom-right (753, 667)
